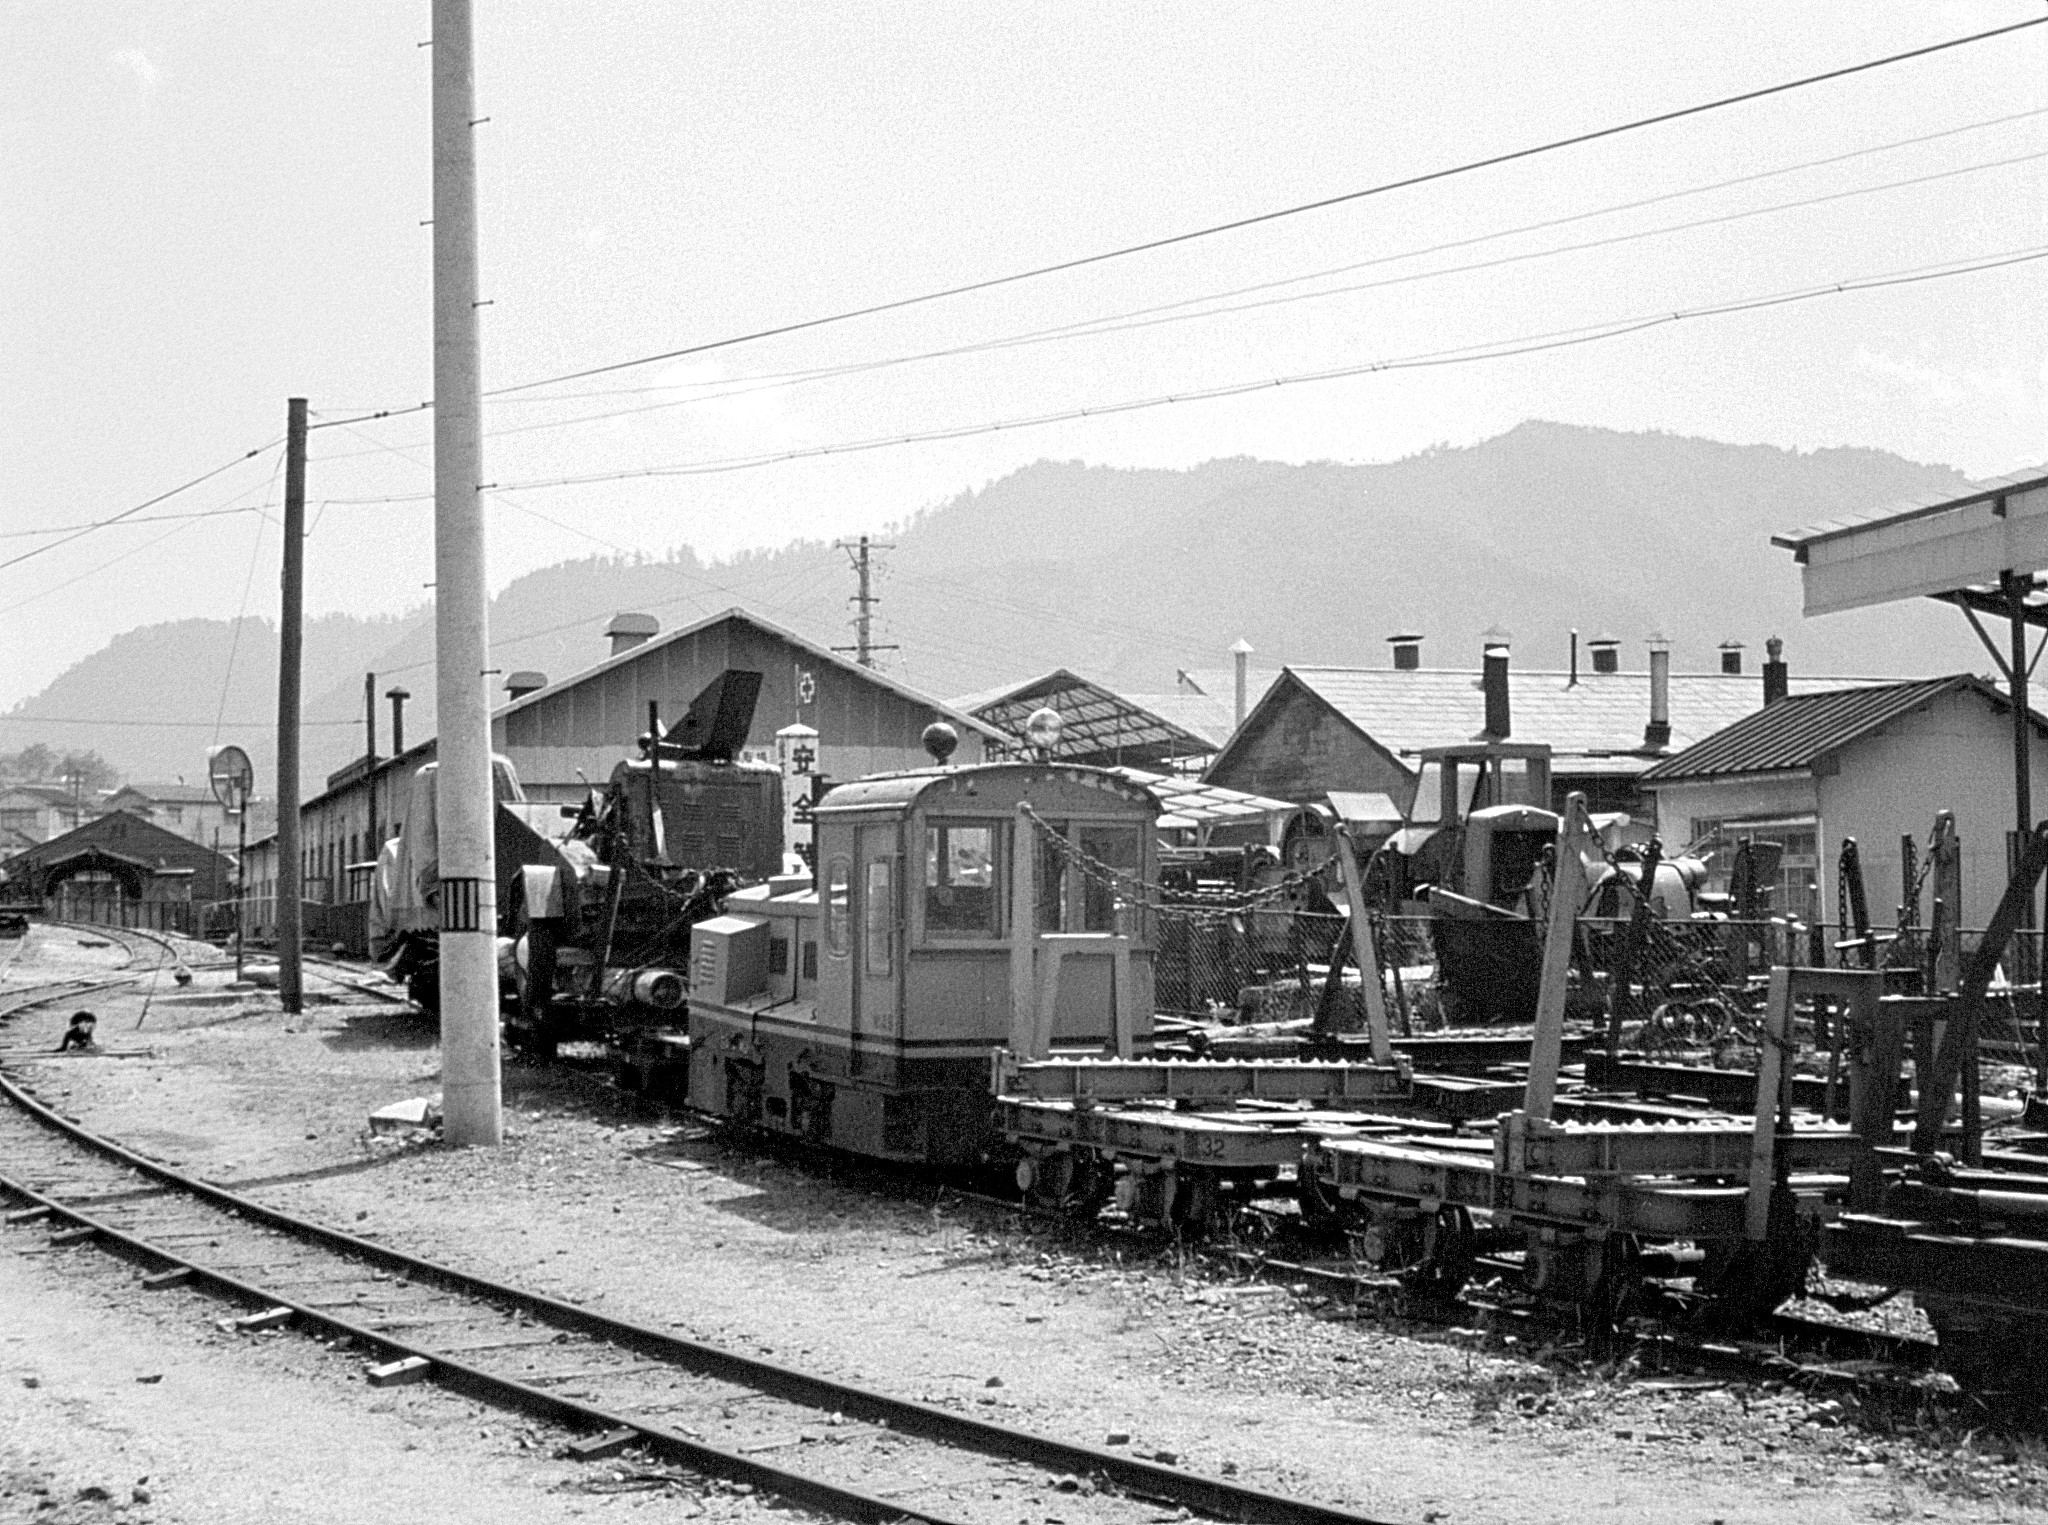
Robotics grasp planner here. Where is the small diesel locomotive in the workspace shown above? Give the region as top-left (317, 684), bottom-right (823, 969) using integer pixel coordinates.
top-left (686, 736), bottom-right (1158, 1166)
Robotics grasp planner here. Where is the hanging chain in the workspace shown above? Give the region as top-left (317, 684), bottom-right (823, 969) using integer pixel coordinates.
top-left (1016, 803), bottom-right (1344, 922)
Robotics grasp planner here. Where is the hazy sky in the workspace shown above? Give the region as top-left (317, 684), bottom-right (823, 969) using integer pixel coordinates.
top-left (5, 1), bottom-right (2045, 711)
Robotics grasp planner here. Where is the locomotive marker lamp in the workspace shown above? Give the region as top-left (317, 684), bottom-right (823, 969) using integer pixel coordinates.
top-left (1023, 707), bottom-right (1063, 761)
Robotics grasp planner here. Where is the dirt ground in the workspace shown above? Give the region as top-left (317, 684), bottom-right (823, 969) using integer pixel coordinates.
top-left (4, 926), bottom-right (2047, 1525)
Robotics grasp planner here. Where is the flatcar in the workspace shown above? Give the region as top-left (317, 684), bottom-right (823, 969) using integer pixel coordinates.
top-left (685, 745), bottom-right (1158, 1166)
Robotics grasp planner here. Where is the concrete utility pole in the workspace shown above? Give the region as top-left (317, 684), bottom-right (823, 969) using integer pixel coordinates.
top-left (832, 535), bottom-right (898, 668)
top-left (432, 0), bottom-right (502, 1146)
top-left (275, 397), bottom-right (307, 1015)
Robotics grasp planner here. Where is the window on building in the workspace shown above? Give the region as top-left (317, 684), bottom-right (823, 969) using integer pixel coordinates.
top-left (1693, 816), bottom-right (1820, 925)
top-left (923, 822), bottom-right (1000, 937)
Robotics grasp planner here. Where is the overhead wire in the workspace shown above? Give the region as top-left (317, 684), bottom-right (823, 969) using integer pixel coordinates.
top-left (306, 15), bottom-right (2048, 428)
top-left (210, 450), bottom-right (286, 747)
top-left (0, 440), bottom-right (282, 574)
top-left (415, 241), bottom-right (2048, 495)
top-left (304, 103), bottom-right (2048, 460)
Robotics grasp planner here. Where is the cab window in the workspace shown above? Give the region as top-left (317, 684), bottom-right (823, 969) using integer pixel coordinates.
top-left (924, 822), bottom-right (1000, 937)
top-left (865, 858), bottom-right (894, 976)
top-left (823, 855), bottom-right (851, 956)
top-left (1076, 825), bottom-right (1140, 932)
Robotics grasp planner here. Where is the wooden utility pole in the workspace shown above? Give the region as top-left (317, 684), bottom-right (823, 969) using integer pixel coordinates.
top-left (832, 535), bottom-right (898, 668)
top-left (433, 0), bottom-right (502, 1146)
top-left (275, 397), bottom-right (306, 1014)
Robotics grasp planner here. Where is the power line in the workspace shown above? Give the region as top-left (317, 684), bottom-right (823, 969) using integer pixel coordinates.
top-left (0, 714), bottom-right (359, 729)
top-left (306, 122), bottom-right (2048, 461)
top-left (0, 441), bottom-right (281, 575)
top-left (458, 242), bottom-right (2048, 492)
top-left (304, 15), bottom-right (2046, 423)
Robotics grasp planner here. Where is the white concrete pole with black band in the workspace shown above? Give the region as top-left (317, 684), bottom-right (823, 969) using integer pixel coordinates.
top-left (432, 0), bottom-right (501, 1146)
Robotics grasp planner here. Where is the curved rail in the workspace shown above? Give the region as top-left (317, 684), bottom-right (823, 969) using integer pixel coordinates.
top-left (0, 977), bottom-right (1404, 1525)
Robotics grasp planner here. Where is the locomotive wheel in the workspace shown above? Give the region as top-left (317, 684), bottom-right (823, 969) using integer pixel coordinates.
top-left (1165, 1172), bottom-right (1221, 1239)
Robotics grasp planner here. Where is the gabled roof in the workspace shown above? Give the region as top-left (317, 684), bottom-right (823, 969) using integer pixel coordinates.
top-left (0, 783), bottom-right (78, 807)
top-left (499, 605), bottom-right (1006, 744)
top-left (1222, 665), bottom-right (1896, 780)
top-left (954, 669), bottom-right (1219, 764)
top-left (1638, 675), bottom-right (2046, 782)
top-left (108, 782), bottom-right (214, 804)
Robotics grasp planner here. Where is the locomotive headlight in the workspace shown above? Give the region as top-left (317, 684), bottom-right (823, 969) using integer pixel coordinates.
top-left (1023, 706), bottom-right (1063, 758)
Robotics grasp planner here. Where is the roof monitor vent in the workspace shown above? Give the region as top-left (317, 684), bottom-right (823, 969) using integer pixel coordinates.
top-left (1763, 636), bottom-right (1789, 706)
top-left (1480, 629), bottom-right (1511, 740)
top-left (1588, 634), bottom-right (1620, 675)
top-left (1644, 634), bottom-right (1672, 750)
top-left (606, 612), bottom-right (659, 656)
top-left (1719, 640), bottom-right (1744, 675)
top-left (1388, 632), bottom-right (1422, 672)
top-left (504, 670), bottom-right (547, 700)
top-left (921, 721), bottom-right (959, 766)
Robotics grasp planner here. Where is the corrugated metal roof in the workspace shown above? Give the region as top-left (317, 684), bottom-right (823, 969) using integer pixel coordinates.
top-left (1637, 675), bottom-right (2020, 781)
top-left (1269, 666), bottom-right (1891, 768)
top-left (1772, 466), bottom-right (2048, 556)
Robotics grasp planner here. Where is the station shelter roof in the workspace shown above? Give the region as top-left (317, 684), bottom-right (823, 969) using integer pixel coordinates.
top-left (954, 669), bottom-right (1222, 767)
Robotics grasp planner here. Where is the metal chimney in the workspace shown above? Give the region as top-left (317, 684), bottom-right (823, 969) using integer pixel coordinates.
top-left (606, 612), bottom-right (659, 656)
top-left (1719, 640), bottom-right (1744, 675)
top-left (1588, 633), bottom-right (1620, 675)
top-left (1481, 630), bottom-right (1511, 739)
top-left (1763, 636), bottom-right (1789, 705)
top-left (385, 686), bottom-right (411, 756)
top-left (504, 670), bottom-right (547, 700)
top-left (1643, 634), bottom-right (1671, 750)
top-left (1231, 637), bottom-right (1254, 728)
top-left (1388, 632), bottom-right (1422, 672)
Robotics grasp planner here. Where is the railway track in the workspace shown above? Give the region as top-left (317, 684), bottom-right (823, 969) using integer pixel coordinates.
top-left (0, 976), bottom-right (1404, 1525)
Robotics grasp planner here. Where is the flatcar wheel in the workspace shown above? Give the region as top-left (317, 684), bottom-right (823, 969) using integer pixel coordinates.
top-left (1295, 1168), bottom-right (1342, 1236)
top-left (1408, 1205), bottom-right (1475, 1300)
top-left (1166, 1172), bottom-right (1220, 1239)
top-left (1020, 1152), bottom-right (1074, 1213)
top-left (1063, 1151), bottom-right (1113, 1223)
top-left (1925, 1299), bottom-right (2048, 1394)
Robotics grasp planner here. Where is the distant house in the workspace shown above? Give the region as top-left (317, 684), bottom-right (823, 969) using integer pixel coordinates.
top-left (0, 783), bottom-right (90, 847)
top-left (1204, 634), bottom-right (1891, 826)
top-left (102, 781), bottom-right (242, 849)
top-left (1638, 675), bottom-right (2048, 931)
top-left (0, 810), bottom-right (234, 935)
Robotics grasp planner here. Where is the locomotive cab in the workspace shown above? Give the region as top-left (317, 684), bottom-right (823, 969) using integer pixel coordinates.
top-left (687, 761), bottom-right (1160, 1165)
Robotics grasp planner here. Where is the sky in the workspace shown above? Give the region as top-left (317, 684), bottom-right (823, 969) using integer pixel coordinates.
top-left (4, 1), bottom-right (2046, 713)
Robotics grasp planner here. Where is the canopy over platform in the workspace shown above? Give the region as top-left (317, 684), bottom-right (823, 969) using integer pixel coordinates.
top-left (1773, 466), bottom-right (2048, 625)
top-left (961, 669), bottom-right (1219, 768)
